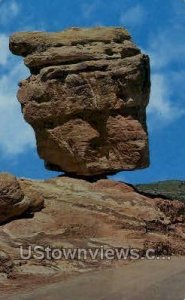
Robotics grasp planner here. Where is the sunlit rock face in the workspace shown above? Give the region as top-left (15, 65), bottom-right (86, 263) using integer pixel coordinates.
top-left (10, 27), bottom-right (150, 176)
top-left (0, 175), bottom-right (185, 289)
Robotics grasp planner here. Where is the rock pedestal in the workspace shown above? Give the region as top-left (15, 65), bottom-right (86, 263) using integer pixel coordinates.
top-left (10, 27), bottom-right (150, 176)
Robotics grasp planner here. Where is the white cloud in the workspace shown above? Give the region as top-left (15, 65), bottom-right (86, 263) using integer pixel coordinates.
top-left (0, 57), bottom-right (35, 155)
top-left (120, 4), bottom-right (146, 27)
top-left (0, 34), bottom-right (10, 65)
top-left (149, 30), bottom-right (185, 70)
top-left (146, 23), bottom-right (185, 125)
top-left (148, 74), bottom-right (185, 123)
top-left (0, 0), bottom-right (20, 24)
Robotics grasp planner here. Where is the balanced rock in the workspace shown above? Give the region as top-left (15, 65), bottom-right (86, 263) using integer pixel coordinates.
top-left (10, 27), bottom-right (150, 176)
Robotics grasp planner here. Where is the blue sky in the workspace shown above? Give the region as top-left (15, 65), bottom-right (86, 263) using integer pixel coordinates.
top-left (0, 0), bottom-right (185, 183)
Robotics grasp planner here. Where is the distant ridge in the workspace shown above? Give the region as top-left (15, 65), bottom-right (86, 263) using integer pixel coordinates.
top-left (135, 180), bottom-right (185, 202)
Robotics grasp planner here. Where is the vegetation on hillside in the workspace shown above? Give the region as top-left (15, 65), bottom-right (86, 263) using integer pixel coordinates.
top-left (135, 180), bottom-right (185, 202)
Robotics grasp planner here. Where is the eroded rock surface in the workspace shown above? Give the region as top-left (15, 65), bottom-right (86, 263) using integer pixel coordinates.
top-left (0, 175), bottom-right (184, 294)
top-left (0, 173), bottom-right (43, 224)
top-left (10, 27), bottom-right (150, 176)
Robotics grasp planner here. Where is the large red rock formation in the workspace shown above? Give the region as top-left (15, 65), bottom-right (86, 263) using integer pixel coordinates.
top-left (10, 27), bottom-right (150, 176)
top-left (0, 175), bottom-right (185, 294)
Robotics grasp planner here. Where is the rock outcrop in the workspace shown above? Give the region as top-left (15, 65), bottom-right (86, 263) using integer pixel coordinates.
top-left (0, 25), bottom-right (183, 299)
top-left (0, 175), bottom-right (185, 294)
top-left (0, 173), bottom-right (43, 224)
top-left (10, 27), bottom-right (150, 176)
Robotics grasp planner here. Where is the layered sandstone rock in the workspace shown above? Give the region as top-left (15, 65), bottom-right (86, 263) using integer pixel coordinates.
top-left (10, 27), bottom-right (150, 176)
top-left (0, 175), bottom-right (184, 294)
